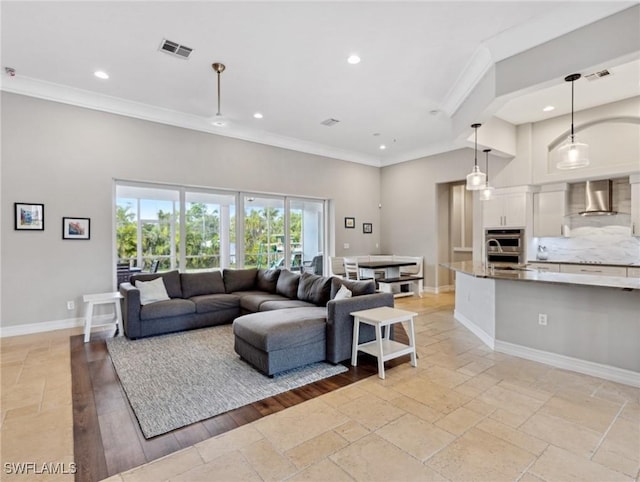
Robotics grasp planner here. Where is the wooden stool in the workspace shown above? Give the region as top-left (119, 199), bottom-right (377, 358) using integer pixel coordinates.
top-left (83, 292), bottom-right (123, 342)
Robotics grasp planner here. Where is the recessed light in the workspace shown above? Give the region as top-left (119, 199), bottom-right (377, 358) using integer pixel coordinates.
top-left (347, 55), bottom-right (361, 65)
top-left (379, 144), bottom-right (386, 150)
top-left (253, 112), bottom-right (263, 119)
top-left (94, 70), bottom-right (109, 80)
top-left (543, 105), bottom-right (555, 112)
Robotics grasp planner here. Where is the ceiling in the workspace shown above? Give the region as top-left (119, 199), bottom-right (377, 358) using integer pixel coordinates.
top-left (1, 1), bottom-right (638, 166)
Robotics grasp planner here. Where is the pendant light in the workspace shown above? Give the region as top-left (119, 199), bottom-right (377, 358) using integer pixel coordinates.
top-left (466, 123), bottom-right (486, 190)
top-left (556, 73), bottom-right (589, 169)
top-left (480, 149), bottom-right (494, 201)
top-left (211, 62), bottom-right (227, 127)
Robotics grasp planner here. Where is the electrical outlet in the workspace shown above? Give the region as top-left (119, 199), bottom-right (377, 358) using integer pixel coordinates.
top-left (538, 313), bottom-right (547, 326)
top-left (67, 300), bottom-right (75, 310)
top-left (344, 243), bottom-right (349, 249)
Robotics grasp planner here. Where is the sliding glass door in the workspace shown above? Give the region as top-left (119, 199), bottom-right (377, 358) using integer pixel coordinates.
top-left (115, 182), bottom-right (326, 276)
top-left (289, 198), bottom-right (325, 275)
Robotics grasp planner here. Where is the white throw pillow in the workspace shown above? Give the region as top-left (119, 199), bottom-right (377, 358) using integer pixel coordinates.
top-left (334, 284), bottom-right (352, 300)
top-left (136, 277), bottom-right (170, 305)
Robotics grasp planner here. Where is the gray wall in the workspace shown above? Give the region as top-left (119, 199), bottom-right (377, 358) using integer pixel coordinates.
top-left (1, 92), bottom-right (381, 328)
top-left (495, 280), bottom-right (640, 372)
top-left (380, 149), bottom-right (509, 290)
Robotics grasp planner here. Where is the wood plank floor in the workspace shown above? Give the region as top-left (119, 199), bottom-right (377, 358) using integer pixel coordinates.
top-left (71, 326), bottom-right (410, 482)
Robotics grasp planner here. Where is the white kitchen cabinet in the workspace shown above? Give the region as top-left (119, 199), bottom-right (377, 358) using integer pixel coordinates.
top-left (560, 264), bottom-right (627, 276)
top-left (533, 190), bottom-right (567, 237)
top-left (527, 262), bottom-right (560, 272)
top-left (627, 267), bottom-right (640, 278)
top-left (631, 181), bottom-right (640, 237)
top-left (483, 192), bottom-right (527, 228)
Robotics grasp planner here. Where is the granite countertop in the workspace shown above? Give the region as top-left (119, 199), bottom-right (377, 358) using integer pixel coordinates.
top-left (527, 260), bottom-right (639, 267)
top-left (442, 261), bottom-right (640, 290)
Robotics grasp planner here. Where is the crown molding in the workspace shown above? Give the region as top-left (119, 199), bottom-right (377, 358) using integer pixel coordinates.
top-left (0, 76), bottom-right (382, 168)
top-left (441, 47), bottom-right (494, 118)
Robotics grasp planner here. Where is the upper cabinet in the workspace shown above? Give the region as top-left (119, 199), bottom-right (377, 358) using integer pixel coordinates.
top-left (533, 184), bottom-right (568, 237)
top-left (482, 191), bottom-right (527, 229)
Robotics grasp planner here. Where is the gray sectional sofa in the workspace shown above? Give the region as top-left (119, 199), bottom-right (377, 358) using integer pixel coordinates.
top-left (120, 268), bottom-right (394, 373)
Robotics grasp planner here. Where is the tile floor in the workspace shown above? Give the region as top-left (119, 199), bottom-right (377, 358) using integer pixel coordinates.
top-left (2, 293), bottom-right (639, 481)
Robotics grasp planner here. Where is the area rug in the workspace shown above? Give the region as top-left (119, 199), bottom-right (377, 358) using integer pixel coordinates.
top-left (106, 325), bottom-right (347, 438)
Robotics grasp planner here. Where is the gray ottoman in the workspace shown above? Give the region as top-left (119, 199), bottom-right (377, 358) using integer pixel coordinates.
top-left (233, 307), bottom-right (328, 376)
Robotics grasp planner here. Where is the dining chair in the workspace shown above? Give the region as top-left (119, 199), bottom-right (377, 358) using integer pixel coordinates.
top-left (343, 257), bottom-right (361, 280)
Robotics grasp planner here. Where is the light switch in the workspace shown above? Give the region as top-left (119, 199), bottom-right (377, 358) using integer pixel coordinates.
top-left (344, 243), bottom-right (350, 249)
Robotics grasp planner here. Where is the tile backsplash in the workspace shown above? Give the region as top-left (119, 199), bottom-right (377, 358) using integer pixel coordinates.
top-left (535, 225), bottom-right (640, 265)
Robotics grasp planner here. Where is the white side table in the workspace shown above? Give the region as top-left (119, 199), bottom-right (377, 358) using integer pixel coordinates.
top-left (83, 292), bottom-right (123, 342)
top-left (350, 306), bottom-right (418, 379)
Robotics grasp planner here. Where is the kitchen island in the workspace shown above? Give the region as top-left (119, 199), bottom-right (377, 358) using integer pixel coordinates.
top-left (442, 261), bottom-right (640, 387)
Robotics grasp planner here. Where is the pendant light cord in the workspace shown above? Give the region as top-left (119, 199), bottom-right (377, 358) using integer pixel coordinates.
top-left (216, 72), bottom-right (221, 116)
top-left (570, 78), bottom-right (574, 142)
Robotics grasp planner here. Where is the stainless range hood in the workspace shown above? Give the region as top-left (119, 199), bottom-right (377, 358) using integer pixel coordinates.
top-left (579, 180), bottom-right (617, 216)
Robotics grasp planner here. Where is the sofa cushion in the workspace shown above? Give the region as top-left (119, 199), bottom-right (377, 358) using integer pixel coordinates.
top-left (238, 292), bottom-right (289, 312)
top-left (233, 307), bottom-right (327, 351)
top-left (140, 299), bottom-right (195, 321)
top-left (256, 269), bottom-right (280, 293)
top-left (297, 272), bottom-right (332, 306)
top-left (132, 270), bottom-right (182, 298)
top-left (181, 271), bottom-right (225, 298)
top-left (223, 268), bottom-right (257, 293)
top-left (135, 277), bottom-right (170, 305)
top-left (276, 270), bottom-right (299, 299)
top-left (190, 294), bottom-right (240, 314)
top-left (330, 278), bottom-right (376, 299)
top-left (259, 299), bottom-right (318, 311)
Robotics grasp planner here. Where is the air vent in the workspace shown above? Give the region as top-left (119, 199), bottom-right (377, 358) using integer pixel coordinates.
top-left (159, 39), bottom-right (193, 59)
top-left (320, 118), bottom-right (340, 127)
top-left (584, 69), bottom-right (611, 81)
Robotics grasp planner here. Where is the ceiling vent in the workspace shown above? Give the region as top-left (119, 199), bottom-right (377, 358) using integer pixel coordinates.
top-left (159, 39), bottom-right (193, 59)
top-left (320, 118), bottom-right (340, 127)
top-left (584, 69), bottom-right (611, 81)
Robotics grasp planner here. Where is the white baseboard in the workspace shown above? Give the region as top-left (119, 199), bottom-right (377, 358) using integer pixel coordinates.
top-left (454, 310), bottom-right (495, 350)
top-left (494, 340), bottom-right (640, 388)
top-left (0, 314), bottom-right (115, 338)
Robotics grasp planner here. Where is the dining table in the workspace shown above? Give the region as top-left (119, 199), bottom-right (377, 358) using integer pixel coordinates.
top-left (357, 260), bottom-right (416, 280)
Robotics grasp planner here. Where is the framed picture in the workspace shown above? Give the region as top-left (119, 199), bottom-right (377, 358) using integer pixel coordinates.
top-left (363, 223), bottom-right (373, 234)
top-left (344, 217), bottom-right (355, 229)
top-left (62, 217), bottom-right (90, 240)
top-left (14, 203), bottom-right (44, 231)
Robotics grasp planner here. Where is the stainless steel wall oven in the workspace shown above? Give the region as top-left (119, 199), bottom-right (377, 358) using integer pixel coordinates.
top-left (485, 229), bottom-right (525, 265)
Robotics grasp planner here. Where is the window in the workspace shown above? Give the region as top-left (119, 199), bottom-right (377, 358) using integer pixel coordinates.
top-left (115, 181), bottom-right (325, 277)
top-left (184, 191), bottom-right (236, 269)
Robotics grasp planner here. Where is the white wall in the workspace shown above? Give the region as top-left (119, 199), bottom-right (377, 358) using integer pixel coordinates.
top-left (380, 149), bottom-right (488, 290)
top-left (1, 93), bottom-right (381, 328)
top-left (530, 96), bottom-right (640, 185)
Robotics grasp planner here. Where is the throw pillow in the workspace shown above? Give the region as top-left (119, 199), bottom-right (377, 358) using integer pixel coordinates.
top-left (256, 269), bottom-right (281, 293)
top-left (276, 269), bottom-right (300, 299)
top-left (131, 270), bottom-right (182, 298)
top-left (333, 284), bottom-right (352, 300)
top-left (180, 271), bottom-right (225, 298)
top-left (136, 277), bottom-right (170, 305)
top-left (330, 277), bottom-right (376, 298)
top-left (297, 272), bottom-right (332, 306)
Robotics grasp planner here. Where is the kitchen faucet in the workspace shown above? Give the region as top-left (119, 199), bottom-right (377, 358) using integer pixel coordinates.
top-left (486, 238), bottom-right (503, 253)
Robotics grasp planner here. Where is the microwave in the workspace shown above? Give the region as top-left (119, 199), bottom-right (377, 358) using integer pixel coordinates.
top-left (485, 229), bottom-right (524, 265)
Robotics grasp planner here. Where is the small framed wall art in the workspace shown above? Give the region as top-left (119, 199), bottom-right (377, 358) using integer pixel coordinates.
top-left (363, 223), bottom-right (373, 234)
top-left (344, 217), bottom-right (355, 229)
top-left (14, 202), bottom-right (44, 231)
top-left (62, 217), bottom-right (90, 240)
